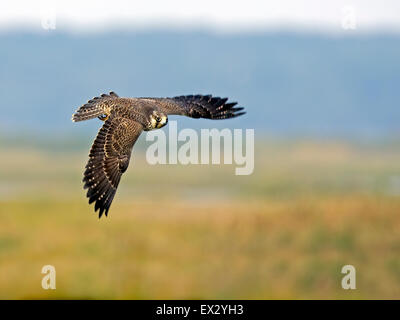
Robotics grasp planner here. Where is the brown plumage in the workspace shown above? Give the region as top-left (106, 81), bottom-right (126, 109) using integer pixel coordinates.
top-left (72, 91), bottom-right (245, 218)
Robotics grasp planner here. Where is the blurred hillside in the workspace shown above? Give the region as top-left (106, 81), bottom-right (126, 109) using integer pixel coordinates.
top-left (0, 31), bottom-right (399, 139)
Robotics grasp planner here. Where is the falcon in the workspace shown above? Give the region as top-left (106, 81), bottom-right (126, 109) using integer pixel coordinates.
top-left (72, 92), bottom-right (245, 218)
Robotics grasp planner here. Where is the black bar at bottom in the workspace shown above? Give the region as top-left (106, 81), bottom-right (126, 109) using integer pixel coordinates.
top-left (0, 300), bottom-right (395, 318)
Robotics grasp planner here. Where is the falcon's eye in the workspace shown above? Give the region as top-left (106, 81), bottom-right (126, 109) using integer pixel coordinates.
top-left (155, 116), bottom-right (161, 122)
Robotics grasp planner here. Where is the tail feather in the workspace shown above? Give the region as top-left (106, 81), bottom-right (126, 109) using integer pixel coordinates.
top-left (72, 91), bottom-right (118, 122)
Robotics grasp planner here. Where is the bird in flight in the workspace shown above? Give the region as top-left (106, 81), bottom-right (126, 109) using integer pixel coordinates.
top-left (72, 92), bottom-right (245, 218)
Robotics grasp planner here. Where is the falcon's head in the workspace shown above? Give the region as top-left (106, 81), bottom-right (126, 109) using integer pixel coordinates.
top-left (148, 110), bottom-right (168, 130)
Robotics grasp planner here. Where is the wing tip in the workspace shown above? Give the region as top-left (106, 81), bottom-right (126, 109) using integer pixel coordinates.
top-left (234, 111), bottom-right (246, 118)
top-left (96, 202), bottom-right (110, 218)
top-left (175, 94), bottom-right (246, 119)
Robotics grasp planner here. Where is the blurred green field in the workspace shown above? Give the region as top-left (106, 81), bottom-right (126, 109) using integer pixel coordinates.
top-left (0, 139), bottom-right (400, 299)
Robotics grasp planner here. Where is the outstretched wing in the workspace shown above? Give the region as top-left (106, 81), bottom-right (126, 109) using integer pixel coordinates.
top-left (141, 95), bottom-right (245, 120)
top-left (83, 115), bottom-right (143, 218)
